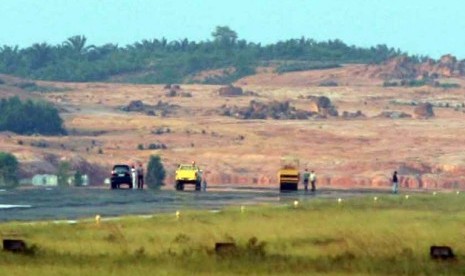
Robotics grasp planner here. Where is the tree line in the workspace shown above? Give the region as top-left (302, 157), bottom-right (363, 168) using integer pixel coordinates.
top-left (0, 26), bottom-right (408, 84)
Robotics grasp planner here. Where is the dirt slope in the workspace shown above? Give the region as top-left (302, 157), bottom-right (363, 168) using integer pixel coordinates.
top-left (1, 66), bottom-right (465, 190)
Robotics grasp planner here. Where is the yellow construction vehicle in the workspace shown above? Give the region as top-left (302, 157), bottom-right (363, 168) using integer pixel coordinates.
top-left (278, 156), bottom-right (300, 191)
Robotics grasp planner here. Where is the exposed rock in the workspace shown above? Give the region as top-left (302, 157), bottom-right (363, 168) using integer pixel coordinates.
top-left (165, 89), bottom-right (192, 97)
top-left (307, 96), bottom-right (338, 117)
top-left (367, 54), bottom-right (465, 80)
top-left (122, 100), bottom-right (145, 112)
top-left (218, 85), bottom-right (243, 96)
top-left (220, 100), bottom-right (312, 120)
top-left (375, 111), bottom-right (412, 119)
top-left (413, 103), bottom-right (434, 119)
top-left (342, 110), bottom-right (365, 119)
top-left (121, 100), bottom-right (179, 116)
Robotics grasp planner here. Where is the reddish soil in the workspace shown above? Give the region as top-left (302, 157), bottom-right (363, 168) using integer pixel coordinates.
top-left (1, 67), bottom-right (465, 190)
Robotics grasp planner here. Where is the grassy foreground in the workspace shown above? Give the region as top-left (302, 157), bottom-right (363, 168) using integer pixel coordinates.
top-left (0, 193), bottom-right (464, 275)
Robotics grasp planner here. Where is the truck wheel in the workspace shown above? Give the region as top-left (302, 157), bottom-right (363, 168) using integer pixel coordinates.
top-left (111, 183), bottom-right (116, 190)
top-left (175, 181), bottom-right (182, 191)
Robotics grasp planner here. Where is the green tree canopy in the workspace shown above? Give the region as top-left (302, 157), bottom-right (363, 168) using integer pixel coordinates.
top-left (0, 97), bottom-right (66, 135)
top-left (0, 152), bottom-right (19, 189)
top-left (0, 26), bottom-right (406, 84)
top-left (57, 161), bottom-right (70, 187)
top-left (212, 26), bottom-right (238, 47)
top-left (146, 155), bottom-right (166, 189)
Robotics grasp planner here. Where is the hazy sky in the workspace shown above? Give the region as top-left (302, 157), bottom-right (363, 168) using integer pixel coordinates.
top-left (1, 0), bottom-right (464, 58)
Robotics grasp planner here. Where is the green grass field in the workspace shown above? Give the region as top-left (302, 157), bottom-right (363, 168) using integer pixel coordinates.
top-left (0, 193), bottom-right (464, 275)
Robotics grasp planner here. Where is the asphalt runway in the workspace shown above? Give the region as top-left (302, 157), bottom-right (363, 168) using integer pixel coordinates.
top-left (0, 186), bottom-right (389, 222)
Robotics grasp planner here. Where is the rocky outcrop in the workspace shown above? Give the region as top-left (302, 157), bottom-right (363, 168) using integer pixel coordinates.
top-left (308, 96), bottom-right (338, 117)
top-left (369, 54), bottom-right (465, 80)
top-left (220, 100), bottom-right (311, 120)
top-left (122, 100), bottom-right (145, 112)
top-left (375, 111), bottom-right (412, 119)
top-left (121, 100), bottom-right (179, 116)
top-left (218, 85), bottom-right (243, 96)
top-left (342, 110), bottom-right (365, 119)
top-left (413, 103), bottom-right (434, 119)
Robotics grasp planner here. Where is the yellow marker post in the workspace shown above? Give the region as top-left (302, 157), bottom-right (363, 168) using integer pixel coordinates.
top-left (373, 196), bottom-right (378, 202)
top-left (240, 206), bottom-right (245, 213)
top-left (293, 200), bottom-right (299, 208)
top-left (175, 210), bottom-right (180, 220)
top-left (405, 195), bottom-right (409, 200)
top-left (456, 191), bottom-right (460, 195)
top-left (433, 191), bottom-right (437, 196)
top-left (337, 198), bottom-right (342, 204)
top-left (95, 214), bottom-right (101, 225)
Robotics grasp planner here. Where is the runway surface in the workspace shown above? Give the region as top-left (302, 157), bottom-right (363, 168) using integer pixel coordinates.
top-left (0, 186), bottom-right (389, 222)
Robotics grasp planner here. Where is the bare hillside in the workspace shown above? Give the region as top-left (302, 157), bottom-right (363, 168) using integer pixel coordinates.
top-left (1, 65), bottom-right (465, 190)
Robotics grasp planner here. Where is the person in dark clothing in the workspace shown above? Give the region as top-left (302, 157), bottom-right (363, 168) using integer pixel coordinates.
top-left (392, 171), bottom-right (398, 194)
top-left (137, 163), bottom-right (144, 189)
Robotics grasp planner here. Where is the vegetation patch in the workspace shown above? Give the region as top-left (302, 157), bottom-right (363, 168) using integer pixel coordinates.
top-left (0, 194), bottom-right (464, 274)
top-left (14, 82), bottom-right (71, 93)
top-left (0, 96), bottom-right (66, 135)
top-left (276, 61), bottom-right (341, 74)
top-left (0, 27), bottom-right (403, 84)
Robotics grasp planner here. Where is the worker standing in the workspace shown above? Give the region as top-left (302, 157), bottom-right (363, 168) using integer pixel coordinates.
top-left (137, 163), bottom-right (144, 189)
top-left (131, 164), bottom-right (137, 189)
top-left (392, 171), bottom-right (398, 194)
top-left (302, 169), bottom-right (310, 191)
top-left (309, 170), bottom-right (317, 192)
top-left (201, 170), bottom-right (207, 192)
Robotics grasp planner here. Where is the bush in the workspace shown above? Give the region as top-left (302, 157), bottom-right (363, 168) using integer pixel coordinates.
top-left (74, 171), bottom-right (83, 186)
top-left (57, 161), bottom-right (70, 187)
top-left (383, 81), bottom-right (399, 87)
top-left (146, 155), bottom-right (166, 189)
top-left (435, 82), bottom-right (460, 89)
top-left (0, 152), bottom-right (19, 189)
top-left (318, 80), bottom-right (338, 87)
top-left (0, 96), bottom-right (66, 135)
top-left (137, 144), bottom-right (144, 150)
top-left (276, 62), bottom-right (340, 74)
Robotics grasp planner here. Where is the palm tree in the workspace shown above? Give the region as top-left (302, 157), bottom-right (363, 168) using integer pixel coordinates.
top-left (63, 35), bottom-right (94, 55)
top-left (27, 43), bottom-right (52, 69)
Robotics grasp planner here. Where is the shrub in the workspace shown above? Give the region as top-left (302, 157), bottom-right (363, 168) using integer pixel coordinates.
top-left (0, 96), bottom-right (66, 135)
top-left (137, 144), bottom-right (144, 150)
top-left (383, 81), bottom-right (399, 87)
top-left (57, 161), bottom-right (70, 187)
top-left (74, 171), bottom-right (83, 186)
top-left (276, 62), bottom-right (340, 74)
top-left (0, 152), bottom-right (19, 189)
top-left (146, 155), bottom-right (166, 189)
top-left (318, 80), bottom-right (338, 87)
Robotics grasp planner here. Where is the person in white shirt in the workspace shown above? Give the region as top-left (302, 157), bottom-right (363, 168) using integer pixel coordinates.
top-left (131, 164), bottom-right (137, 189)
top-left (309, 170), bottom-right (317, 192)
